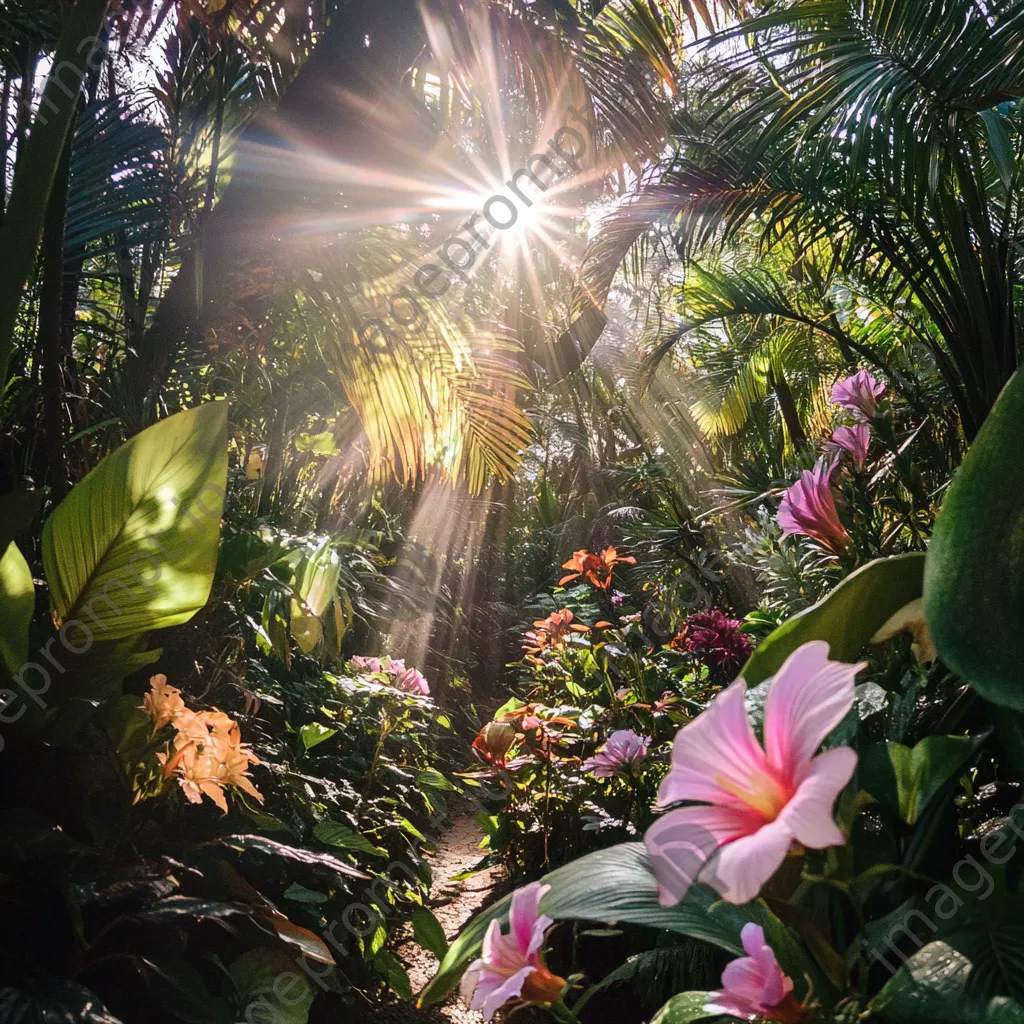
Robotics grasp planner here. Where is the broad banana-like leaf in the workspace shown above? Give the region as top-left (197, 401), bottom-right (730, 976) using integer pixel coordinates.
top-left (42, 403), bottom-right (228, 642)
top-left (0, 541), bottom-right (34, 675)
top-left (925, 365), bottom-right (1024, 710)
top-left (742, 553), bottom-right (926, 685)
top-left (290, 539), bottom-right (341, 654)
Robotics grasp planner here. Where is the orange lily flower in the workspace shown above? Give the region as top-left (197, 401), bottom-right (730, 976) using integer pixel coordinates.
top-left (522, 608), bottom-right (590, 655)
top-left (558, 547), bottom-right (636, 591)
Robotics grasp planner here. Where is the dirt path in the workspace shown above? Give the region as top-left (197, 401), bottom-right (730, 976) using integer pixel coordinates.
top-left (359, 803), bottom-right (504, 1024)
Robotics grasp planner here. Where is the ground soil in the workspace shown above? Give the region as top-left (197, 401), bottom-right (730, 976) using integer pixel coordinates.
top-left (355, 803), bottom-right (507, 1024)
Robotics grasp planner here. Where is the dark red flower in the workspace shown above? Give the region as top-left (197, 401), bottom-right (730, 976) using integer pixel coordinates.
top-left (679, 609), bottom-right (752, 685)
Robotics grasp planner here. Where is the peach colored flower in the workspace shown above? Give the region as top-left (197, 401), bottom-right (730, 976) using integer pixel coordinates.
top-left (645, 642), bottom-right (862, 905)
top-left (143, 675), bottom-right (186, 729)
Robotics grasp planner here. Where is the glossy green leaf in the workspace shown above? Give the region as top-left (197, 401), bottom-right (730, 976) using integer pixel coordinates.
top-left (0, 542), bottom-right (33, 675)
top-left (419, 843), bottom-right (769, 1007)
top-left (861, 735), bottom-right (985, 825)
top-left (313, 820), bottom-right (387, 858)
top-left (227, 949), bottom-right (313, 1024)
top-left (742, 554), bottom-right (926, 685)
top-left (412, 907), bottom-right (449, 960)
top-left (870, 932), bottom-right (1024, 1024)
top-left (374, 950), bottom-right (413, 1000)
top-left (300, 723), bottom-right (338, 751)
top-left (925, 365), bottom-right (1024, 710)
top-left (650, 992), bottom-right (715, 1024)
top-left (42, 403), bottom-right (228, 642)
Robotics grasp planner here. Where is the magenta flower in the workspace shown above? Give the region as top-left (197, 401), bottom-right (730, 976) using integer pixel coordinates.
top-left (705, 924), bottom-right (803, 1023)
top-left (349, 655), bottom-right (382, 674)
top-left (461, 882), bottom-right (566, 1019)
top-left (830, 369), bottom-right (885, 422)
top-left (644, 641), bottom-right (862, 905)
top-left (384, 657), bottom-right (407, 675)
top-left (393, 667), bottom-right (430, 695)
top-left (830, 423), bottom-right (870, 470)
top-left (683, 609), bottom-right (753, 685)
top-left (777, 458), bottom-right (851, 554)
top-left (582, 729), bottom-right (650, 778)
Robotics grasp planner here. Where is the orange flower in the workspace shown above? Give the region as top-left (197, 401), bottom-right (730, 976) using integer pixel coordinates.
top-left (558, 547), bottom-right (635, 591)
top-left (144, 677), bottom-right (262, 813)
top-left (522, 608), bottom-right (589, 655)
top-left (143, 674), bottom-right (186, 729)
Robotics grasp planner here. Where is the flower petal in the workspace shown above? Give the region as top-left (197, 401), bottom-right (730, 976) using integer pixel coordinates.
top-left (508, 882), bottom-right (552, 958)
top-left (704, 817), bottom-right (793, 905)
top-left (779, 746), bottom-right (857, 848)
top-left (763, 641), bottom-right (863, 779)
top-left (475, 965), bottom-right (535, 1019)
top-left (658, 681), bottom-right (770, 809)
top-left (645, 804), bottom-right (759, 906)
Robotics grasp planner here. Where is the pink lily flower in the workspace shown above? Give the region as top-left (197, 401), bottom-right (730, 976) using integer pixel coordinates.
top-left (777, 458), bottom-right (851, 554)
top-left (830, 423), bottom-right (870, 470)
top-left (384, 657), bottom-right (407, 675)
top-left (393, 666), bottom-right (430, 696)
top-left (830, 369), bottom-right (886, 422)
top-left (582, 729), bottom-right (650, 779)
top-left (705, 924), bottom-right (803, 1023)
top-left (644, 641), bottom-right (862, 905)
top-left (461, 882), bottom-right (566, 1019)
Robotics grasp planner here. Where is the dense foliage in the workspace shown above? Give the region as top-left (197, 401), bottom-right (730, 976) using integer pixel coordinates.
top-left (3, 1), bottom-right (1024, 1023)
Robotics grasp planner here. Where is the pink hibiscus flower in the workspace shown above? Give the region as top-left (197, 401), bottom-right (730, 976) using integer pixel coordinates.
top-left (705, 924), bottom-right (803, 1023)
top-left (830, 423), bottom-right (870, 470)
top-left (349, 655), bottom-right (382, 674)
top-left (830, 369), bottom-right (886, 422)
top-left (581, 729), bottom-right (650, 778)
top-left (461, 882), bottom-right (566, 1020)
top-left (644, 641), bottom-right (862, 905)
top-left (393, 666), bottom-right (430, 696)
top-left (777, 458), bottom-right (851, 554)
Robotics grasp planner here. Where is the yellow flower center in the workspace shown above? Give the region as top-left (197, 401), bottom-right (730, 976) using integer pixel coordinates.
top-left (714, 769), bottom-right (789, 820)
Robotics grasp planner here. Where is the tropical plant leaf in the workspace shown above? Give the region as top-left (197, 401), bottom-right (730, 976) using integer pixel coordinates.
top-left (419, 842), bottom-right (778, 1007)
top-left (650, 992), bottom-right (716, 1024)
top-left (742, 554), bottom-right (926, 685)
top-left (0, 542), bottom-right (33, 676)
top-left (412, 907), bottom-right (449, 960)
top-left (227, 949), bottom-right (313, 1024)
top-left (42, 403), bottom-right (228, 642)
top-left (925, 365), bottom-right (1024, 710)
top-left (313, 820), bottom-right (387, 858)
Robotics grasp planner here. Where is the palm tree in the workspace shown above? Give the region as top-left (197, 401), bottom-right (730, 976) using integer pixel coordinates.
top-left (573, 0), bottom-right (1024, 439)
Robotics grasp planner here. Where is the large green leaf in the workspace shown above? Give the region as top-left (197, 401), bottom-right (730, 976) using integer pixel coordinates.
top-left (419, 843), bottom-right (770, 1007)
top-left (924, 365), bottom-right (1024, 709)
top-left (42, 403), bottom-right (228, 642)
top-left (860, 735), bottom-right (985, 825)
top-left (870, 934), bottom-right (1024, 1024)
top-left (650, 992), bottom-right (717, 1024)
top-left (742, 554), bottom-right (926, 685)
top-left (227, 949), bottom-right (312, 1024)
top-left (0, 542), bottom-right (33, 676)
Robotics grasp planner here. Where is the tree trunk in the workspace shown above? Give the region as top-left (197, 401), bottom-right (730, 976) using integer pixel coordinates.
top-left (125, 0), bottom-right (429, 419)
top-left (38, 130), bottom-right (74, 497)
top-left (769, 367), bottom-right (806, 448)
